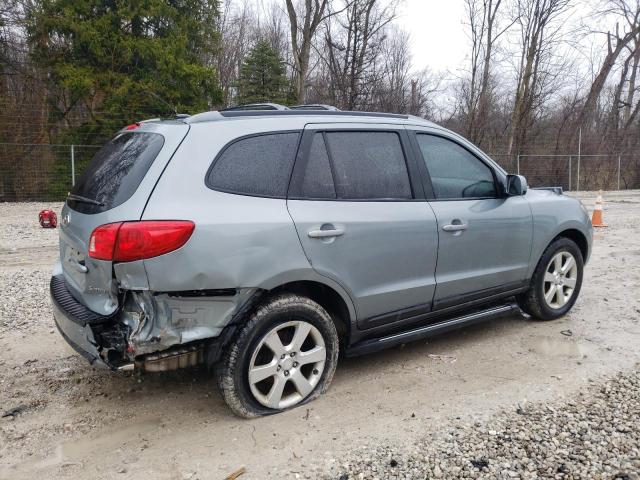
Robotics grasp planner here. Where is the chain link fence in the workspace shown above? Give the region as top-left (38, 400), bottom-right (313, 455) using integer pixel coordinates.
top-left (0, 143), bottom-right (101, 202)
top-left (514, 154), bottom-right (638, 191)
top-left (0, 142), bottom-right (638, 201)
top-left (481, 152), bottom-right (638, 192)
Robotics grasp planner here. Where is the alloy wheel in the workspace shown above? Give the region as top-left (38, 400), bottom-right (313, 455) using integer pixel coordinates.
top-left (248, 321), bottom-right (326, 410)
top-left (543, 251), bottom-right (578, 309)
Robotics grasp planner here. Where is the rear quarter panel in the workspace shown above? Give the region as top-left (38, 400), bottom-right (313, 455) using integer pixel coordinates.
top-left (140, 118), bottom-right (355, 321)
top-left (58, 122), bottom-right (190, 315)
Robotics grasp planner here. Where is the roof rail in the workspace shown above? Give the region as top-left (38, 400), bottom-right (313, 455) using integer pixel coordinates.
top-left (290, 104), bottom-right (340, 111)
top-left (185, 109), bottom-right (413, 124)
top-left (218, 110), bottom-right (409, 120)
top-left (221, 103), bottom-right (290, 112)
top-left (184, 111), bottom-right (225, 123)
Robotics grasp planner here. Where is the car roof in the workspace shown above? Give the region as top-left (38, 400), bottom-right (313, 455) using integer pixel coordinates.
top-left (182, 109), bottom-right (437, 128)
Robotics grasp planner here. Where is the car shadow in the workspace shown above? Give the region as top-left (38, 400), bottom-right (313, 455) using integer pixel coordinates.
top-left (38, 312), bottom-right (535, 424)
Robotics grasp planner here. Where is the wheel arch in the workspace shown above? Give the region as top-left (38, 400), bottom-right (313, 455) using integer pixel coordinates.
top-left (267, 280), bottom-right (353, 346)
top-left (518, 228), bottom-right (586, 320)
top-left (555, 228), bottom-right (589, 262)
top-left (528, 219), bottom-right (592, 279)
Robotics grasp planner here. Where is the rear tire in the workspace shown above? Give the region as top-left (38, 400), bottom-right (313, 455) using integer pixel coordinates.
top-left (217, 294), bottom-right (339, 418)
top-left (518, 237), bottom-right (584, 321)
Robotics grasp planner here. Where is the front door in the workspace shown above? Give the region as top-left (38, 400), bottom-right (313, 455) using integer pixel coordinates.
top-left (412, 131), bottom-right (533, 309)
top-left (287, 124), bottom-right (439, 329)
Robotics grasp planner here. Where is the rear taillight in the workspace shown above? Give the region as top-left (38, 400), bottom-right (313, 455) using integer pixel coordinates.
top-left (88, 221), bottom-right (195, 262)
top-left (89, 223), bottom-right (122, 260)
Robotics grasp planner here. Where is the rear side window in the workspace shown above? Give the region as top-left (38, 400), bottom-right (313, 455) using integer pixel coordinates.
top-left (207, 132), bottom-right (300, 197)
top-left (68, 132), bottom-right (165, 214)
top-left (299, 133), bottom-right (336, 199)
top-left (324, 131), bottom-right (412, 200)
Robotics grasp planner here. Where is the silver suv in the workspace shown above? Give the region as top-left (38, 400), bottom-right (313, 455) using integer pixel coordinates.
top-left (51, 109), bottom-right (592, 417)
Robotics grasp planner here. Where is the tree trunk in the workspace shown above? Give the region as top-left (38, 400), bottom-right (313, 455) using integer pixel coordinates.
top-left (577, 24), bottom-right (640, 129)
top-left (286, 0), bottom-right (330, 104)
top-left (623, 38), bottom-right (640, 125)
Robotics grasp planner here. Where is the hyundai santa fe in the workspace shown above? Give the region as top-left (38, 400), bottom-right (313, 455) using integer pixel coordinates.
top-left (51, 108), bottom-right (592, 417)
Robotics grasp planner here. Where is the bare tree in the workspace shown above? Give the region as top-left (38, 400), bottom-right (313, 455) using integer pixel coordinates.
top-left (623, 34), bottom-right (640, 125)
top-left (367, 28), bottom-right (443, 117)
top-left (606, 36), bottom-right (640, 134)
top-left (254, 2), bottom-right (291, 59)
top-left (507, 0), bottom-right (571, 155)
top-left (576, 0), bottom-right (640, 130)
top-left (408, 69), bottom-right (444, 119)
top-left (217, 1), bottom-right (254, 106)
top-left (322, 0), bottom-right (399, 110)
top-left (0, 0), bottom-right (58, 199)
top-left (371, 27), bottom-right (411, 113)
top-left (285, 0), bottom-right (334, 103)
top-left (462, 0), bottom-right (511, 144)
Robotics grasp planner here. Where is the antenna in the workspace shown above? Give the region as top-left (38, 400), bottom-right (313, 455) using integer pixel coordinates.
top-left (145, 90), bottom-right (178, 117)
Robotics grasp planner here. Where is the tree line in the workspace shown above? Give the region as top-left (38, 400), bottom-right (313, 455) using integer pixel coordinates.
top-left (1, 0), bottom-right (639, 199)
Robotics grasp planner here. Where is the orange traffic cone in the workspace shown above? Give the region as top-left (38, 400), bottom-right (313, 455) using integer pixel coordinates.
top-left (591, 190), bottom-right (607, 227)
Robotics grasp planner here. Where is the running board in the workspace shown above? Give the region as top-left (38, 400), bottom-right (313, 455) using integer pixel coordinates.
top-left (346, 303), bottom-right (521, 357)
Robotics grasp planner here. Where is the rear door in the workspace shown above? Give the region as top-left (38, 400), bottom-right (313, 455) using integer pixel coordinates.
top-left (59, 124), bottom-right (189, 315)
top-left (287, 123), bottom-right (439, 330)
top-left (410, 129), bottom-right (533, 310)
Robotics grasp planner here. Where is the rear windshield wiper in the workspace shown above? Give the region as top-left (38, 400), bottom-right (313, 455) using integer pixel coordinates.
top-left (67, 193), bottom-right (105, 206)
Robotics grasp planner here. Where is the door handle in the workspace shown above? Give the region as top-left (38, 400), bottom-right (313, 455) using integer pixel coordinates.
top-left (67, 257), bottom-right (88, 273)
top-left (442, 223), bottom-right (468, 232)
top-left (308, 227), bottom-right (345, 238)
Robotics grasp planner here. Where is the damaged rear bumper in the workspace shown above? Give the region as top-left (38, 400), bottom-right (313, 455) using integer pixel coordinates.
top-left (51, 273), bottom-right (259, 371)
top-left (50, 274), bottom-right (111, 368)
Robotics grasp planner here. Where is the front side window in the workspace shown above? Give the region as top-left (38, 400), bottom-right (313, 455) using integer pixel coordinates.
top-left (416, 134), bottom-right (496, 199)
top-left (207, 132), bottom-right (300, 197)
top-left (323, 131), bottom-right (412, 200)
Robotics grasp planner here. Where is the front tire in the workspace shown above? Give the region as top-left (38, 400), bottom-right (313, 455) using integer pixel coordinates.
top-left (518, 237), bottom-right (584, 320)
top-left (217, 294), bottom-right (339, 418)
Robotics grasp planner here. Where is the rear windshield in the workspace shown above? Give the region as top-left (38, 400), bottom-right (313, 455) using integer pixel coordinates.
top-left (68, 132), bottom-right (164, 214)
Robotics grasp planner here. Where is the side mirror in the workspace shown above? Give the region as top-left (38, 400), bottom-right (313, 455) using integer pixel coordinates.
top-left (506, 174), bottom-right (528, 196)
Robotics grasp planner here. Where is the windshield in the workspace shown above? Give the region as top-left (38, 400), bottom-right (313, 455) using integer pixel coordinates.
top-left (68, 132), bottom-right (164, 214)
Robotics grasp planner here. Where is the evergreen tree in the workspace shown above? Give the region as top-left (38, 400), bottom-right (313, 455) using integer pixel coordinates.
top-left (27, 0), bottom-right (222, 146)
top-left (237, 40), bottom-right (291, 105)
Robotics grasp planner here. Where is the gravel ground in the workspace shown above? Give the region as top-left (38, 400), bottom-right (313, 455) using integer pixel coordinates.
top-left (0, 202), bottom-right (62, 250)
top-left (0, 269), bottom-right (51, 332)
top-left (0, 202), bottom-right (60, 334)
top-left (325, 368), bottom-right (640, 479)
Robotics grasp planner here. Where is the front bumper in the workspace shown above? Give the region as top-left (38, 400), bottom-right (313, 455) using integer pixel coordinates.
top-left (50, 274), bottom-right (116, 368)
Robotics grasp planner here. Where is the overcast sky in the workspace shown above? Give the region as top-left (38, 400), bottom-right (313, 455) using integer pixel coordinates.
top-left (396, 0), bottom-right (468, 73)
top-left (247, 0), bottom-right (607, 87)
top-left (248, 0), bottom-right (472, 73)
